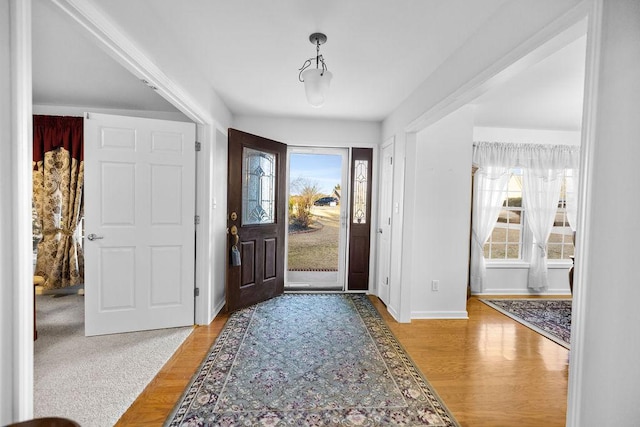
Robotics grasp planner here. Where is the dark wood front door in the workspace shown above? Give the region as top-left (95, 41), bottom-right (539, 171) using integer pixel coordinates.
top-left (226, 129), bottom-right (287, 312)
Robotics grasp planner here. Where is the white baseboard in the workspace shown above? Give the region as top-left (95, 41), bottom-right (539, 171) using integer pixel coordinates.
top-left (411, 310), bottom-right (469, 320)
top-left (474, 289), bottom-right (571, 296)
top-left (387, 305), bottom-right (401, 322)
top-left (206, 299), bottom-right (226, 324)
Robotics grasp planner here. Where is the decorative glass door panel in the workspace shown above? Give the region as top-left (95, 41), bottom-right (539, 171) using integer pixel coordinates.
top-left (242, 148), bottom-right (276, 225)
top-left (353, 160), bottom-right (368, 224)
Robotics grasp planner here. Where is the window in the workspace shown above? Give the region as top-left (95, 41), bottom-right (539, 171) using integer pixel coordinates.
top-left (484, 168), bottom-right (574, 261)
top-left (242, 148), bottom-right (276, 225)
top-left (484, 168), bottom-right (524, 260)
top-left (547, 171), bottom-right (575, 260)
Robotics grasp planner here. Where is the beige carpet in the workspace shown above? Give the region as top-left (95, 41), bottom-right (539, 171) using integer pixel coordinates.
top-left (34, 294), bottom-right (192, 427)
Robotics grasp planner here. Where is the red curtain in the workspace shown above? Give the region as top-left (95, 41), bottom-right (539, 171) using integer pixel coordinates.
top-left (33, 115), bottom-right (83, 165)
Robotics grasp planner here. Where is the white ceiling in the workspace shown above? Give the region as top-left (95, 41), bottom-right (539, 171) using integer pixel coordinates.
top-left (473, 35), bottom-right (586, 131)
top-left (32, 0), bottom-right (178, 113)
top-left (32, 0), bottom-right (586, 130)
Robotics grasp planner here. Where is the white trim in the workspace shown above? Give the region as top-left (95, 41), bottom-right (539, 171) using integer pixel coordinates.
top-left (375, 136), bottom-right (395, 305)
top-left (397, 132), bottom-right (417, 323)
top-left (485, 261), bottom-right (572, 269)
top-left (33, 104), bottom-right (190, 122)
top-left (10, 0), bottom-right (33, 421)
top-left (474, 290), bottom-right (572, 297)
top-left (485, 261), bottom-right (530, 269)
top-left (194, 124), bottom-right (212, 325)
top-left (566, 1), bottom-right (602, 425)
top-left (411, 311), bottom-right (469, 320)
top-left (386, 304), bottom-right (400, 322)
top-left (212, 298), bottom-right (226, 320)
top-left (546, 261), bottom-right (573, 269)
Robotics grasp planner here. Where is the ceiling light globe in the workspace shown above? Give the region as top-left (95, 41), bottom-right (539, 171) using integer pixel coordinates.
top-left (302, 68), bottom-right (333, 107)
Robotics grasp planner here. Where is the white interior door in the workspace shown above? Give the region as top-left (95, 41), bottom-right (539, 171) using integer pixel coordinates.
top-left (84, 112), bottom-right (196, 336)
top-left (377, 143), bottom-right (394, 305)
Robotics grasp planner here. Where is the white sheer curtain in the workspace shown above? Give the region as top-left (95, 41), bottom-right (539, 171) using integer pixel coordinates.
top-left (521, 145), bottom-right (579, 290)
top-left (471, 142), bottom-right (580, 293)
top-left (565, 168), bottom-right (579, 231)
top-left (471, 167), bottom-right (509, 292)
top-left (522, 168), bottom-right (562, 291)
top-left (470, 143), bottom-right (518, 292)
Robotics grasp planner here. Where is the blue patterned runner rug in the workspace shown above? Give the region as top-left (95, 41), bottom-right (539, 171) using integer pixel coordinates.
top-left (480, 299), bottom-right (572, 349)
top-left (166, 294), bottom-right (459, 426)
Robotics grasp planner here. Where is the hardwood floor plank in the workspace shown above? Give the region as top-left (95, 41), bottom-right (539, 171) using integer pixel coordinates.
top-left (116, 296), bottom-right (568, 426)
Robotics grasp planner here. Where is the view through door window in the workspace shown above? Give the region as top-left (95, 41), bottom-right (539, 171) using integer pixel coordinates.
top-left (288, 151), bottom-right (345, 289)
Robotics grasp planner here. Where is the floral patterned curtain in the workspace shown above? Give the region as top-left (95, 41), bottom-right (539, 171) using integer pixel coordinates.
top-left (33, 115), bottom-right (84, 289)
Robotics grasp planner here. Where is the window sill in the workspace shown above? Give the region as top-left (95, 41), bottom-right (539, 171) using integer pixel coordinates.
top-left (547, 261), bottom-right (573, 269)
top-left (485, 260), bottom-right (573, 269)
top-left (486, 261), bottom-right (529, 269)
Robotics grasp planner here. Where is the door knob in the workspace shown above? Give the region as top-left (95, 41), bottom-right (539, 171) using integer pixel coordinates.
top-left (87, 233), bottom-right (104, 241)
top-left (230, 225), bottom-right (239, 246)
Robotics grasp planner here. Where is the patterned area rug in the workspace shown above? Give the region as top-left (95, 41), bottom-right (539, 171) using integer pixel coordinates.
top-left (480, 299), bottom-right (572, 349)
top-left (166, 294), bottom-right (459, 426)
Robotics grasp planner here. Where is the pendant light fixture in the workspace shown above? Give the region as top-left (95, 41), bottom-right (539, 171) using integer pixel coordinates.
top-left (298, 33), bottom-right (332, 107)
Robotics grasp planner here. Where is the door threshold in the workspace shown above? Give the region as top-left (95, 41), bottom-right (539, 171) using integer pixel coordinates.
top-left (285, 285), bottom-right (344, 292)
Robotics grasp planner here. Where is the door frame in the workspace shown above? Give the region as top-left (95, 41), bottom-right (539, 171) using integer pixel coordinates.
top-left (8, 0), bottom-right (603, 424)
top-left (376, 137), bottom-right (394, 304)
top-left (285, 146), bottom-right (350, 290)
top-left (4, 0), bottom-right (34, 420)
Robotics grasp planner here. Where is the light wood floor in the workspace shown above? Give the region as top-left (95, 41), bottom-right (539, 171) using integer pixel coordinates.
top-left (116, 296), bottom-right (569, 426)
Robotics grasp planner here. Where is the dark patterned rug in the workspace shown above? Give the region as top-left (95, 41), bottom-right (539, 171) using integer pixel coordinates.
top-left (480, 299), bottom-right (572, 349)
top-left (166, 294), bottom-right (459, 426)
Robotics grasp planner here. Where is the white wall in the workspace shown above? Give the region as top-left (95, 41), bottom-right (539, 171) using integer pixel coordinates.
top-left (568, 0), bottom-right (640, 424)
top-left (473, 126), bottom-right (580, 296)
top-left (233, 115), bottom-right (381, 147)
top-left (483, 264), bottom-right (571, 295)
top-left (402, 106), bottom-right (473, 318)
top-left (33, 104), bottom-right (190, 122)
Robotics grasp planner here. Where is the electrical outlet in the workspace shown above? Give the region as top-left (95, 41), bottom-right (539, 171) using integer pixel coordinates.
top-left (431, 280), bottom-right (439, 291)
